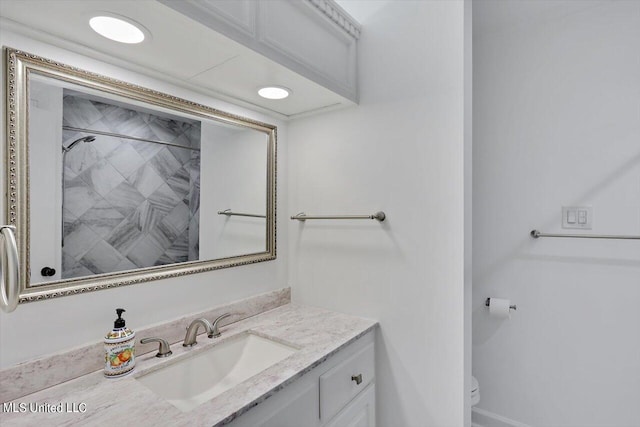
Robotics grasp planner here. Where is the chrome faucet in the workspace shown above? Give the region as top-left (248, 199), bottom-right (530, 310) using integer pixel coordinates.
top-left (211, 313), bottom-right (232, 338)
top-left (183, 318), bottom-right (214, 347)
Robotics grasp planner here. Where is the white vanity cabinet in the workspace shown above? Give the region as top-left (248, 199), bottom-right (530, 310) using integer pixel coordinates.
top-left (229, 331), bottom-right (375, 427)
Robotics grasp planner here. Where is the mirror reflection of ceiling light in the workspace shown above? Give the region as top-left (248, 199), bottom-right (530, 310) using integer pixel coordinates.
top-left (258, 86), bottom-right (291, 100)
top-left (89, 16), bottom-right (146, 44)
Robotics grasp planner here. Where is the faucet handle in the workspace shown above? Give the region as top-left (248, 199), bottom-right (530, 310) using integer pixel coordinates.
top-left (140, 337), bottom-right (172, 358)
top-left (210, 313), bottom-right (232, 338)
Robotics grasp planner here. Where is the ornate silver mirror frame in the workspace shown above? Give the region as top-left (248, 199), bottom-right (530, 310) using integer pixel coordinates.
top-left (4, 48), bottom-right (276, 304)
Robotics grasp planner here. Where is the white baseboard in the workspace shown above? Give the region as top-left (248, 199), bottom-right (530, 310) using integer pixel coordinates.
top-left (472, 407), bottom-right (531, 427)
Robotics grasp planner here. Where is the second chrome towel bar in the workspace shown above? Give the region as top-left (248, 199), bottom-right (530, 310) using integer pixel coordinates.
top-left (530, 229), bottom-right (640, 240)
top-left (291, 211), bottom-right (386, 222)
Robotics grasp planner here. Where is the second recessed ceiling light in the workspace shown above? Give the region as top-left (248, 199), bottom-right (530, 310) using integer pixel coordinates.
top-left (258, 86), bottom-right (291, 100)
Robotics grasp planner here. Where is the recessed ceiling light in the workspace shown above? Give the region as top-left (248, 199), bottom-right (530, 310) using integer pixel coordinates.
top-left (258, 86), bottom-right (291, 100)
top-left (89, 15), bottom-right (146, 44)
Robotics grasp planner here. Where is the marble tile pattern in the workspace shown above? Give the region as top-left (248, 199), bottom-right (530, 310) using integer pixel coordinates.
top-left (0, 299), bottom-right (377, 427)
top-left (0, 288), bottom-right (291, 404)
top-left (61, 93), bottom-right (202, 278)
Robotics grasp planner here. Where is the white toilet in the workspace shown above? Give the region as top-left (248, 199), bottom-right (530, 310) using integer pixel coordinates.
top-left (471, 376), bottom-right (480, 406)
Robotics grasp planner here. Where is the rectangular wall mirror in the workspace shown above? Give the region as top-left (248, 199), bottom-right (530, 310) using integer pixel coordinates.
top-left (4, 48), bottom-right (276, 303)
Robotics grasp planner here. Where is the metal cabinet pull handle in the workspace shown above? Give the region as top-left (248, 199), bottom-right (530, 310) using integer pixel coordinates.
top-left (351, 374), bottom-right (363, 385)
top-left (0, 225), bottom-right (19, 313)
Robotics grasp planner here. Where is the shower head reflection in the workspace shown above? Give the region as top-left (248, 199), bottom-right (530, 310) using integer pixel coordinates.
top-left (62, 135), bottom-right (96, 153)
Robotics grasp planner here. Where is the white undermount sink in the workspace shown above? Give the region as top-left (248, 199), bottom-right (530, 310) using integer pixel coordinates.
top-left (136, 333), bottom-right (297, 412)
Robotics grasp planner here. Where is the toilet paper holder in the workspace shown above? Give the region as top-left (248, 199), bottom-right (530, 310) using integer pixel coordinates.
top-left (485, 298), bottom-right (517, 311)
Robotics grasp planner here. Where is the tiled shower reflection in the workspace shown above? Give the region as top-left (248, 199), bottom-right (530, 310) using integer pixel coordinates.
top-left (61, 92), bottom-right (200, 279)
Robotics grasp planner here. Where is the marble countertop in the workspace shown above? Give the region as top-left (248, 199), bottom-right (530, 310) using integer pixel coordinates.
top-left (0, 303), bottom-right (377, 426)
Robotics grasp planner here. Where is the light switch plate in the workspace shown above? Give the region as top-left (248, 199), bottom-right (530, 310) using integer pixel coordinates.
top-left (562, 206), bottom-right (592, 229)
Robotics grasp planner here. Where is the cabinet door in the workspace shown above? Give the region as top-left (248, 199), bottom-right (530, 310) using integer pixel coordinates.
top-left (259, 382), bottom-right (319, 427)
top-left (229, 380), bottom-right (320, 427)
top-left (324, 384), bottom-right (375, 427)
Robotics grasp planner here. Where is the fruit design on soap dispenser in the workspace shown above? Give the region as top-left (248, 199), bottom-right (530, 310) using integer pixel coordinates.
top-left (108, 348), bottom-right (133, 367)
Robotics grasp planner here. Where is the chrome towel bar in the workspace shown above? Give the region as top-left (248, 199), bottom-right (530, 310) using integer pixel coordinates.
top-left (217, 209), bottom-right (266, 219)
top-left (0, 225), bottom-right (20, 313)
top-left (530, 229), bottom-right (640, 240)
top-left (291, 212), bottom-right (386, 222)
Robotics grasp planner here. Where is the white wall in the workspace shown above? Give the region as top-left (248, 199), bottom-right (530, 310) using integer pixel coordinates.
top-left (0, 30), bottom-right (288, 368)
top-left (289, 1), bottom-right (467, 425)
top-left (201, 124), bottom-right (267, 259)
top-left (28, 80), bottom-right (63, 283)
top-left (463, 1), bottom-right (473, 425)
top-left (473, 1), bottom-right (640, 426)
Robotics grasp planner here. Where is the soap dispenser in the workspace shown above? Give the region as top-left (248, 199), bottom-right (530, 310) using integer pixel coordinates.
top-left (104, 308), bottom-right (135, 378)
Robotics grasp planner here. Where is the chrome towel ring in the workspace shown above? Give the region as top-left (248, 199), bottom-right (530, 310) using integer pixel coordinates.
top-left (0, 225), bottom-right (19, 313)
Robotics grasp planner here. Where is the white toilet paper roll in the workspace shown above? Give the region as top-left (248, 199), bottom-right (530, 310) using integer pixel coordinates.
top-left (488, 298), bottom-right (512, 318)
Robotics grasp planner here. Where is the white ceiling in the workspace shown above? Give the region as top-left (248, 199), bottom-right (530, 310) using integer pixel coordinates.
top-left (0, 0), bottom-right (353, 118)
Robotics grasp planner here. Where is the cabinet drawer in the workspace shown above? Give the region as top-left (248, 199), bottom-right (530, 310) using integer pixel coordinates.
top-left (320, 342), bottom-right (374, 421)
top-left (325, 384), bottom-right (375, 427)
